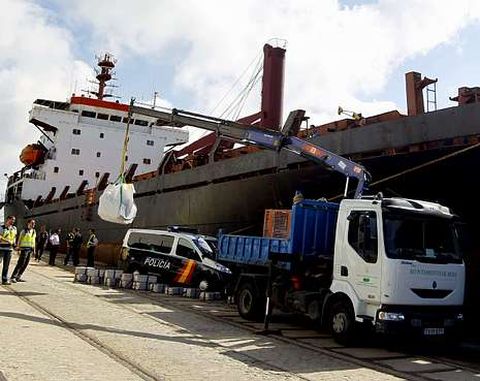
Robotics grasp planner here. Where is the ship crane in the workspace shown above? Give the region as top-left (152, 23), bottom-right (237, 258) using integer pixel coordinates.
top-left (130, 106), bottom-right (371, 198)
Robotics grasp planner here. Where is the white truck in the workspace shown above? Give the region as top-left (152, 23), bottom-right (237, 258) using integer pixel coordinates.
top-left (217, 195), bottom-right (465, 343)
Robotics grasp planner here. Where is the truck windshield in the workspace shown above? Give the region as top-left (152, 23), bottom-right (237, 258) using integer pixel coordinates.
top-left (383, 214), bottom-right (462, 264)
top-left (193, 237), bottom-right (218, 260)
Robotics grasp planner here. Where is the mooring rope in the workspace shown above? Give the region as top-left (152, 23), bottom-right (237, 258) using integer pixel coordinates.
top-left (328, 141), bottom-right (480, 201)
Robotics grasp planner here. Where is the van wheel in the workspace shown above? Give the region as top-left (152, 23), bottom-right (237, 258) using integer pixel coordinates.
top-left (329, 301), bottom-right (356, 345)
top-left (198, 279), bottom-right (209, 291)
top-left (237, 282), bottom-right (264, 321)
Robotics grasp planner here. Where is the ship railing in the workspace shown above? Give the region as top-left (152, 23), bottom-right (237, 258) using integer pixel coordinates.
top-left (8, 170), bottom-right (46, 185)
top-left (23, 171), bottom-right (46, 181)
top-left (33, 99), bottom-right (69, 111)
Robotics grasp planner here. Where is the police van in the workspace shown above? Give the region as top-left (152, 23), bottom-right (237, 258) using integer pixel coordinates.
top-left (120, 228), bottom-right (232, 291)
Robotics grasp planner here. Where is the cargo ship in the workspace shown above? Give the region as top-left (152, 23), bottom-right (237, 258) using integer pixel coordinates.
top-left (4, 45), bottom-right (480, 269)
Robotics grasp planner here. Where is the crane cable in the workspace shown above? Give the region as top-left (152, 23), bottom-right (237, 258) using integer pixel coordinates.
top-left (118, 97), bottom-right (135, 184)
top-left (328, 141), bottom-right (480, 201)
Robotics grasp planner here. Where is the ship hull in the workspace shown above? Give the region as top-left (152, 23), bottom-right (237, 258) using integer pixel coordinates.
top-left (6, 144), bottom-right (480, 261)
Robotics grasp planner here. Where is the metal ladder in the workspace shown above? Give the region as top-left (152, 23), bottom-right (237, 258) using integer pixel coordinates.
top-left (426, 81), bottom-right (437, 112)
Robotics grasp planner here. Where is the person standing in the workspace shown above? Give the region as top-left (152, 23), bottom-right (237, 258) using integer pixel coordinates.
top-left (72, 228), bottom-right (83, 266)
top-left (35, 225), bottom-right (49, 261)
top-left (48, 229), bottom-right (61, 266)
top-left (64, 228), bottom-right (75, 266)
top-left (86, 229), bottom-right (98, 267)
top-left (11, 219), bottom-right (36, 283)
top-left (0, 216), bottom-right (17, 285)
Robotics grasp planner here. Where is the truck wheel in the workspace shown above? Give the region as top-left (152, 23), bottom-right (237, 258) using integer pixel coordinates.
top-left (237, 282), bottom-right (264, 321)
top-left (329, 301), bottom-right (356, 344)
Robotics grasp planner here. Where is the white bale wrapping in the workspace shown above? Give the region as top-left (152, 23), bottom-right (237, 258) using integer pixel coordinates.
top-left (114, 270), bottom-right (123, 279)
top-left (86, 268), bottom-right (99, 277)
top-left (134, 274), bottom-right (148, 283)
top-left (121, 273), bottom-right (133, 281)
top-left (184, 288), bottom-right (200, 298)
top-left (104, 269), bottom-right (116, 279)
top-left (151, 284), bottom-right (165, 293)
top-left (147, 275), bottom-right (157, 284)
top-left (89, 276), bottom-right (101, 285)
top-left (133, 282), bottom-right (147, 291)
top-left (120, 280), bottom-right (132, 289)
top-left (74, 267), bottom-right (87, 275)
top-left (166, 287), bottom-right (183, 295)
top-left (98, 182), bottom-right (137, 224)
top-left (74, 274), bottom-right (87, 283)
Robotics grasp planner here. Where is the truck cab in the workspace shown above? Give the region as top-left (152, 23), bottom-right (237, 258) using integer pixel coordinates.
top-left (121, 228), bottom-right (232, 291)
top-left (330, 197), bottom-right (465, 341)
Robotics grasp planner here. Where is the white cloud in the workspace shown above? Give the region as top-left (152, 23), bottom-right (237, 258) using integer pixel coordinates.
top-left (56, 0), bottom-right (480, 123)
top-left (0, 0), bottom-right (92, 195)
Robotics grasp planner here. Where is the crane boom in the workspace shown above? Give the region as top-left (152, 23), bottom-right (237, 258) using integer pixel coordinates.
top-left (131, 105), bottom-right (371, 198)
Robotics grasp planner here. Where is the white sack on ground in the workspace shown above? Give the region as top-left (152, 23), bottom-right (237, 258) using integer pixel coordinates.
top-left (98, 182), bottom-right (137, 224)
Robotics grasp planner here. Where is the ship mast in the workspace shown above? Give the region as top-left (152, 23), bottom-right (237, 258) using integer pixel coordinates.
top-left (94, 53), bottom-right (116, 100)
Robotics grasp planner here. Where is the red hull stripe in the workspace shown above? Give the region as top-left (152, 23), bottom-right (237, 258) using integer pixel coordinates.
top-left (70, 96), bottom-right (129, 112)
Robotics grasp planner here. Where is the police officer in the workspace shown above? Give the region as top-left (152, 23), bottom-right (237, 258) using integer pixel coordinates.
top-left (35, 224), bottom-right (49, 261)
top-left (64, 228), bottom-right (76, 266)
top-left (11, 218), bottom-right (36, 283)
top-left (86, 228), bottom-right (98, 267)
top-left (0, 216), bottom-right (17, 285)
top-left (72, 228), bottom-right (83, 267)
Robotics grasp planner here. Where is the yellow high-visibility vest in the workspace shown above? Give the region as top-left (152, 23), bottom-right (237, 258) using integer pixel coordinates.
top-left (19, 229), bottom-right (36, 248)
top-left (2, 226), bottom-right (17, 245)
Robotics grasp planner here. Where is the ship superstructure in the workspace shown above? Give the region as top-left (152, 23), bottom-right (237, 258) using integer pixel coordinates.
top-left (6, 54), bottom-right (188, 206)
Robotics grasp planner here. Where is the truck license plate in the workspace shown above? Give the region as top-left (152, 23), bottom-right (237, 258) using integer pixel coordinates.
top-left (423, 328), bottom-right (444, 336)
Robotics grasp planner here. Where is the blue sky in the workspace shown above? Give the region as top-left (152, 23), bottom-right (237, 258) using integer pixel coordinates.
top-left (1, 0), bottom-right (480, 202)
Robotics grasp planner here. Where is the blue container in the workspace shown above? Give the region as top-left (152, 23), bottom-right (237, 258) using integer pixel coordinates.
top-left (218, 199), bottom-right (339, 267)
top-left (289, 199), bottom-right (339, 260)
top-left (218, 235), bottom-right (290, 265)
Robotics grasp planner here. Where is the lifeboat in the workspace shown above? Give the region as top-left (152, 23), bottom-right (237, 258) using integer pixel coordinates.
top-left (19, 144), bottom-right (45, 166)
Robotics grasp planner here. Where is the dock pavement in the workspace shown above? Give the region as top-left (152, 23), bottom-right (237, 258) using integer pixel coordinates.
top-left (0, 257), bottom-right (406, 381)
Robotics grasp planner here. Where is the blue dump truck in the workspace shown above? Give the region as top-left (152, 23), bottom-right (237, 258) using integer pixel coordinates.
top-left (218, 197), bottom-right (465, 344)
top-left (130, 106), bottom-right (465, 344)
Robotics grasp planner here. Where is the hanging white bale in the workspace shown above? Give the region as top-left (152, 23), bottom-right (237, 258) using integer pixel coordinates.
top-left (98, 181), bottom-right (137, 224)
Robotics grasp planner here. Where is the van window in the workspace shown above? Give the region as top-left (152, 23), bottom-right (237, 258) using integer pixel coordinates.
top-left (127, 232), bottom-right (174, 254)
top-left (176, 238), bottom-right (201, 261)
top-left (127, 233), bottom-right (151, 251)
top-left (193, 237), bottom-right (217, 259)
top-left (149, 234), bottom-right (174, 254)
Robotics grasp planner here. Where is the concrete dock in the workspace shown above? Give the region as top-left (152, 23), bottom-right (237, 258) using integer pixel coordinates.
top-left (0, 259), bottom-right (478, 381)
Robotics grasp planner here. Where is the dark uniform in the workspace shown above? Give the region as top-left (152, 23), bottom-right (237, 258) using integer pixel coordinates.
top-left (35, 229), bottom-right (49, 261)
top-left (72, 230), bottom-right (83, 266)
top-left (86, 231), bottom-right (98, 267)
top-left (64, 231), bottom-right (76, 266)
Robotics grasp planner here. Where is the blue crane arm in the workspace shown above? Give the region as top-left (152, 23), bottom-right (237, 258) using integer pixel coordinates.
top-left (130, 105), bottom-right (371, 198)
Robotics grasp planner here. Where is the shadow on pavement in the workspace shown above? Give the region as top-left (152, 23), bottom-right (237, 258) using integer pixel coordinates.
top-left (0, 290), bottom-right (47, 297)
